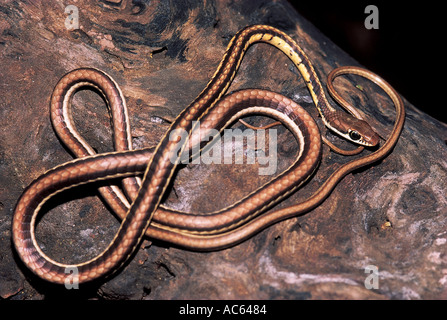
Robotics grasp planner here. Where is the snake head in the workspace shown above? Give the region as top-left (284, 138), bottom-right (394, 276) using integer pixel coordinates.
top-left (330, 111), bottom-right (380, 147)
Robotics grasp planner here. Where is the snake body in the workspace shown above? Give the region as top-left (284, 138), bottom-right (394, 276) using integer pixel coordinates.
top-left (12, 25), bottom-right (404, 284)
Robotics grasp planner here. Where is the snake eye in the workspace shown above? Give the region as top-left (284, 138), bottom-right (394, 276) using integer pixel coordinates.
top-left (349, 130), bottom-right (361, 141)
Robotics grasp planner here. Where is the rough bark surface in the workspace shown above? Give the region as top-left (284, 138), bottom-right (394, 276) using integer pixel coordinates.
top-left (1, 0), bottom-right (446, 300)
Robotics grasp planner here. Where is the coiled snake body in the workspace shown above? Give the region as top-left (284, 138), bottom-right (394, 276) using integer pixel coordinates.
top-left (12, 25), bottom-right (405, 284)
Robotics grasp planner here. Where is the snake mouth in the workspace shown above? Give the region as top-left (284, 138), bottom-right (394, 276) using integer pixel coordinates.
top-left (348, 129), bottom-right (381, 147)
top-left (327, 111), bottom-right (381, 147)
top-left (327, 125), bottom-right (378, 148)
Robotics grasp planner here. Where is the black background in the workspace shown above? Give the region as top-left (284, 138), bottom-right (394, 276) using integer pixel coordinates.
top-left (291, 1), bottom-right (445, 123)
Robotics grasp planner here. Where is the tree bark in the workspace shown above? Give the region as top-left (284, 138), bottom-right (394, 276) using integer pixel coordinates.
top-left (1, 0), bottom-right (446, 300)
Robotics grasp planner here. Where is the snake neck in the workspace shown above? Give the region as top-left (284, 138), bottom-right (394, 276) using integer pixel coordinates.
top-left (232, 25), bottom-right (378, 147)
top-left (222, 25), bottom-right (334, 124)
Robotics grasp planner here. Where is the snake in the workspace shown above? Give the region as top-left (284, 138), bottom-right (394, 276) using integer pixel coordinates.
top-left (12, 25), bottom-right (405, 285)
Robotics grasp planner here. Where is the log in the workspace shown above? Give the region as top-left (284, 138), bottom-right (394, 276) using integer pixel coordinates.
top-left (1, 0), bottom-right (446, 300)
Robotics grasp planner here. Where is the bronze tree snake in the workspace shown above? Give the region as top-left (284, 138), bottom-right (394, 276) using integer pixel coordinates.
top-left (12, 25), bottom-right (405, 284)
